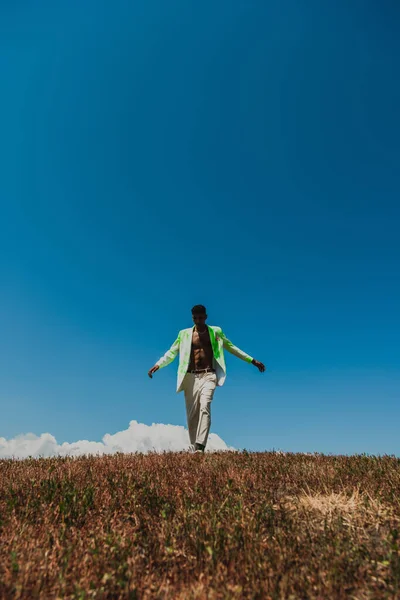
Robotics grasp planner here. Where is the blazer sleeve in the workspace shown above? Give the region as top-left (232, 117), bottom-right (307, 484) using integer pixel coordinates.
top-left (220, 329), bottom-right (253, 363)
top-left (155, 332), bottom-right (180, 369)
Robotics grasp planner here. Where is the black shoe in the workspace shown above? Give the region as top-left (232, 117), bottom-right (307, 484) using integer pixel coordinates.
top-left (195, 443), bottom-right (205, 452)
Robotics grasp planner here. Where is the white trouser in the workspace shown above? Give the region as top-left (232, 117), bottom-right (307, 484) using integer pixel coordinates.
top-left (182, 371), bottom-right (217, 449)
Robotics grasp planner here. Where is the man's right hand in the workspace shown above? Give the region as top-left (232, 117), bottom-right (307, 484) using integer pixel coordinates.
top-left (148, 365), bottom-right (160, 378)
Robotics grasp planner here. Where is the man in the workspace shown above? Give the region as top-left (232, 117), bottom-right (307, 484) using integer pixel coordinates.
top-left (148, 305), bottom-right (266, 454)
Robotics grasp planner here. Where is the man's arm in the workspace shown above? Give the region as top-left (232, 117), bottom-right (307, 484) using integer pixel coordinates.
top-left (148, 332), bottom-right (180, 378)
top-left (155, 333), bottom-right (180, 368)
top-left (219, 329), bottom-right (253, 363)
top-left (219, 328), bottom-right (266, 372)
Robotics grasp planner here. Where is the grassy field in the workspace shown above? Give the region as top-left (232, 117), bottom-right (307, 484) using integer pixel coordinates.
top-left (0, 450), bottom-right (399, 599)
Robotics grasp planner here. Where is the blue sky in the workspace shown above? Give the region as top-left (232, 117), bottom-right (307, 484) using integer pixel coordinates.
top-left (1, 0), bottom-right (399, 457)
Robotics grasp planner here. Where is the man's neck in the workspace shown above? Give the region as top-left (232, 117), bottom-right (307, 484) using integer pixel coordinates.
top-left (194, 325), bottom-right (208, 333)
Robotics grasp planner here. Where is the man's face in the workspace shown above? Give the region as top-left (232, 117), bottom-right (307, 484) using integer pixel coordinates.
top-left (192, 312), bottom-right (207, 326)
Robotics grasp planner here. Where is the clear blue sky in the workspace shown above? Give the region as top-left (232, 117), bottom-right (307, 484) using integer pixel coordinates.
top-left (1, 0), bottom-right (399, 457)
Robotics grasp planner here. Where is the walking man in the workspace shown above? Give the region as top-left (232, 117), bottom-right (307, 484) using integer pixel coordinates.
top-left (148, 305), bottom-right (266, 453)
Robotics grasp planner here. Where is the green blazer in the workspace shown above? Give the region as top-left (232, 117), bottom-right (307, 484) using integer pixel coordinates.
top-left (155, 325), bottom-right (254, 393)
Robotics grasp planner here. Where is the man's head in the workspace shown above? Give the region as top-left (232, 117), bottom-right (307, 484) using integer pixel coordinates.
top-left (191, 304), bottom-right (207, 327)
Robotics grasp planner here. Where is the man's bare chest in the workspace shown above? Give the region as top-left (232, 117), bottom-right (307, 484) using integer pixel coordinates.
top-left (191, 331), bottom-right (213, 352)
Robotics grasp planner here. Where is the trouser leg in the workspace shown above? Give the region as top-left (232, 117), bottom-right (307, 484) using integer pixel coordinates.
top-left (184, 372), bottom-right (217, 449)
top-left (196, 372), bottom-right (217, 447)
top-left (183, 374), bottom-right (198, 447)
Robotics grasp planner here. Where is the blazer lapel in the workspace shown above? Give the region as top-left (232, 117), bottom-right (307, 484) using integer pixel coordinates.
top-left (207, 325), bottom-right (222, 361)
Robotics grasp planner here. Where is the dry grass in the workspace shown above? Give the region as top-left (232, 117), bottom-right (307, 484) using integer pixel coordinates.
top-left (0, 450), bottom-right (399, 599)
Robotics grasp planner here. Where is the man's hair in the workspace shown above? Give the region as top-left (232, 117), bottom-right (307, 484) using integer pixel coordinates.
top-left (191, 304), bottom-right (206, 315)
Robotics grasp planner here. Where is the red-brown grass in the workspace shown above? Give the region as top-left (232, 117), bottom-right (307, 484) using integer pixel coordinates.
top-left (1, 450), bottom-right (399, 599)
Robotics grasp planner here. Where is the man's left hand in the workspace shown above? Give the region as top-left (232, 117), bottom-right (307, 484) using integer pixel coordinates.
top-left (252, 359), bottom-right (266, 372)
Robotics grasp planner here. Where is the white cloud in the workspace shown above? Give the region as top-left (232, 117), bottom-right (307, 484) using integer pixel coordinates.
top-left (0, 420), bottom-right (237, 460)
